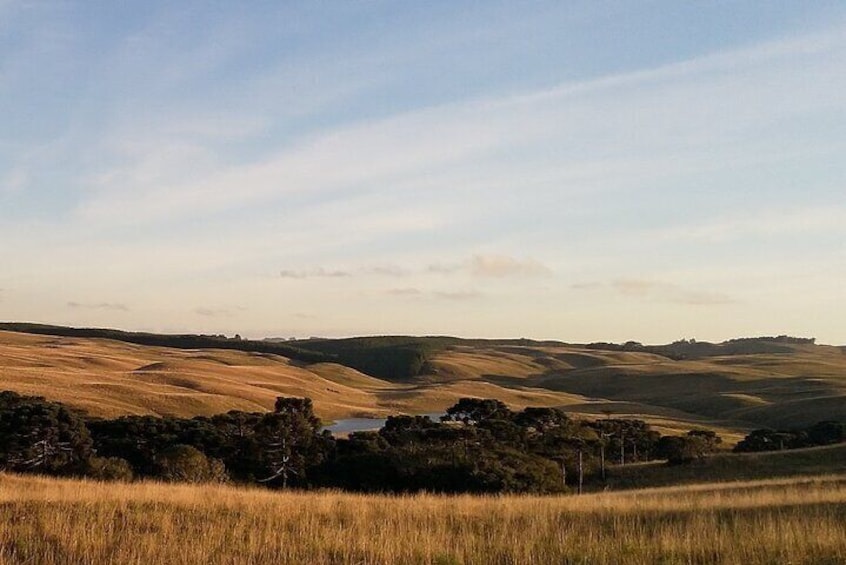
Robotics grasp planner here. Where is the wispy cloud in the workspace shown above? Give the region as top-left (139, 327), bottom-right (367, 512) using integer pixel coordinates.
top-left (432, 290), bottom-right (484, 301)
top-left (646, 206), bottom-right (846, 243)
top-left (67, 302), bottom-right (130, 312)
top-left (469, 255), bottom-right (551, 278)
top-left (363, 265), bottom-right (409, 277)
top-left (279, 268), bottom-right (352, 279)
top-left (194, 306), bottom-right (245, 318)
top-left (426, 255), bottom-right (551, 278)
top-left (570, 279), bottom-right (734, 306)
top-left (384, 288), bottom-right (423, 296)
top-left (569, 282), bottom-right (602, 291)
top-left (70, 23), bottom-right (846, 228)
top-left (611, 279), bottom-right (734, 306)
top-left (279, 256), bottom-right (548, 281)
top-left (383, 287), bottom-right (482, 301)
top-left (0, 168), bottom-right (27, 195)
top-left (4, 7), bottom-right (845, 344)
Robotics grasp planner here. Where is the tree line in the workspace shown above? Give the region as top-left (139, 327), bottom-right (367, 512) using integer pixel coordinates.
top-left (734, 420), bottom-right (846, 453)
top-left (0, 391), bottom-right (740, 493)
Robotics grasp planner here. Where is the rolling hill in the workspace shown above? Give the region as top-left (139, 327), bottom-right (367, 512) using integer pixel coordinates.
top-left (0, 325), bottom-right (844, 441)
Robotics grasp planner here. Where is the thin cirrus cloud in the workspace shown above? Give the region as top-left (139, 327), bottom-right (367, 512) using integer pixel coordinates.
top-left (427, 255), bottom-right (551, 278)
top-left (194, 307), bottom-right (246, 318)
top-left (70, 23), bottom-right (846, 229)
top-left (279, 268), bottom-right (352, 279)
top-left (645, 206), bottom-right (846, 243)
top-left (384, 288), bottom-right (423, 297)
top-left (3, 5), bottom-right (846, 343)
top-left (67, 302), bottom-right (130, 312)
top-left (432, 290), bottom-right (483, 301)
top-left (281, 255), bottom-right (550, 281)
top-left (614, 279), bottom-right (735, 306)
top-left (572, 279), bottom-right (735, 306)
top-left (468, 255), bottom-right (551, 278)
top-left (383, 288), bottom-right (481, 301)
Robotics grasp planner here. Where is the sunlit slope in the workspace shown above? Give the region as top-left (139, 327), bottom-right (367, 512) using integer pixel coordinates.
top-left (0, 331), bottom-right (387, 419)
top-left (1, 331), bottom-right (843, 433)
top-left (425, 343), bottom-right (846, 430)
top-left (0, 331), bottom-right (586, 421)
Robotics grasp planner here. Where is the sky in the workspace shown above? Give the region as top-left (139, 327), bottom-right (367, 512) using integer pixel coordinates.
top-left (1, 1), bottom-right (845, 344)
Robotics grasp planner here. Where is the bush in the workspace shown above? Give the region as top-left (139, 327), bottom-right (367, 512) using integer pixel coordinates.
top-left (87, 456), bottom-right (134, 481)
top-left (656, 436), bottom-right (708, 466)
top-left (155, 445), bottom-right (228, 483)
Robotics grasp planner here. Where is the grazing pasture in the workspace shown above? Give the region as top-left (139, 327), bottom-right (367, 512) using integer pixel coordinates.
top-left (2, 328), bottom-right (844, 439)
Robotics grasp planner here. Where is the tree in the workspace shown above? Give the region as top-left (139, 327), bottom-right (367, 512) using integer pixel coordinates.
top-left (514, 407), bottom-right (571, 435)
top-left (253, 397), bottom-right (331, 487)
top-left (807, 421), bottom-right (846, 446)
top-left (442, 398), bottom-right (512, 425)
top-left (686, 429), bottom-right (723, 452)
top-left (208, 411), bottom-right (264, 480)
top-left (0, 391), bottom-right (93, 475)
top-left (656, 435), bottom-right (709, 466)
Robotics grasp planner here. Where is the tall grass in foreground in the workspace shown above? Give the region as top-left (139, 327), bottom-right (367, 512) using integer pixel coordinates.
top-left (0, 473), bottom-right (844, 564)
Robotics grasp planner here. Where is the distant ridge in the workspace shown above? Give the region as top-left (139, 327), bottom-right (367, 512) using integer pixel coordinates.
top-left (0, 322), bottom-right (331, 364)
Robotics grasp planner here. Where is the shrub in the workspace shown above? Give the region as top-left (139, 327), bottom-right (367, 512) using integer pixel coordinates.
top-left (155, 445), bottom-right (228, 483)
top-left (87, 456), bottom-right (134, 481)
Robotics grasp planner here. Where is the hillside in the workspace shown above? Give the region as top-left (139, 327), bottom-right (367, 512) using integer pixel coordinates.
top-left (0, 327), bottom-right (844, 439)
top-left (605, 442), bottom-right (846, 490)
top-left (0, 330), bottom-right (577, 422)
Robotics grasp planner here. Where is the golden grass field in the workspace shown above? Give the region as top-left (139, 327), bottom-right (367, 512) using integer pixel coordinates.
top-left (1, 330), bottom-right (844, 441)
top-left (608, 442), bottom-right (846, 490)
top-left (1, 329), bottom-right (845, 563)
top-left (0, 471), bottom-right (843, 564)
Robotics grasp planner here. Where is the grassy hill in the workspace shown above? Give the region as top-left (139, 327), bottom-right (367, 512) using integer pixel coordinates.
top-left (0, 330), bottom-right (577, 422)
top-left (1, 325), bottom-right (844, 440)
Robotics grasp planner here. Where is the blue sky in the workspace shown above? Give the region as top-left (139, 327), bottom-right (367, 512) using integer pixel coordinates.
top-left (1, 1), bottom-right (844, 344)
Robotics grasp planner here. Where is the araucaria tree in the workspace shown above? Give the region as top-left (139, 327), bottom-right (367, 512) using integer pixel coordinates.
top-left (0, 391), bottom-right (93, 474)
top-left (254, 397), bottom-right (329, 487)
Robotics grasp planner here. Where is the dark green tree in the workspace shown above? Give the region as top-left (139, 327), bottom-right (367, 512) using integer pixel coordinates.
top-left (0, 391), bottom-right (93, 475)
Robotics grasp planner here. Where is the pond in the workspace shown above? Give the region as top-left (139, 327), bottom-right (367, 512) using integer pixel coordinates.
top-left (324, 412), bottom-right (446, 434)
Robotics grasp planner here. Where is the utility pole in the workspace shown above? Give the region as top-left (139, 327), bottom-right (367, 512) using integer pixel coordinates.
top-left (620, 432), bottom-right (625, 466)
top-left (577, 448), bottom-right (583, 495)
top-left (599, 431), bottom-right (614, 479)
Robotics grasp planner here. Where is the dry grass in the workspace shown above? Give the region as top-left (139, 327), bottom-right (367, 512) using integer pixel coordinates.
top-left (2, 330), bottom-right (845, 435)
top-left (607, 442), bottom-right (846, 491)
top-left (0, 331), bottom-right (594, 422)
top-left (0, 472), bottom-right (843, 564)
